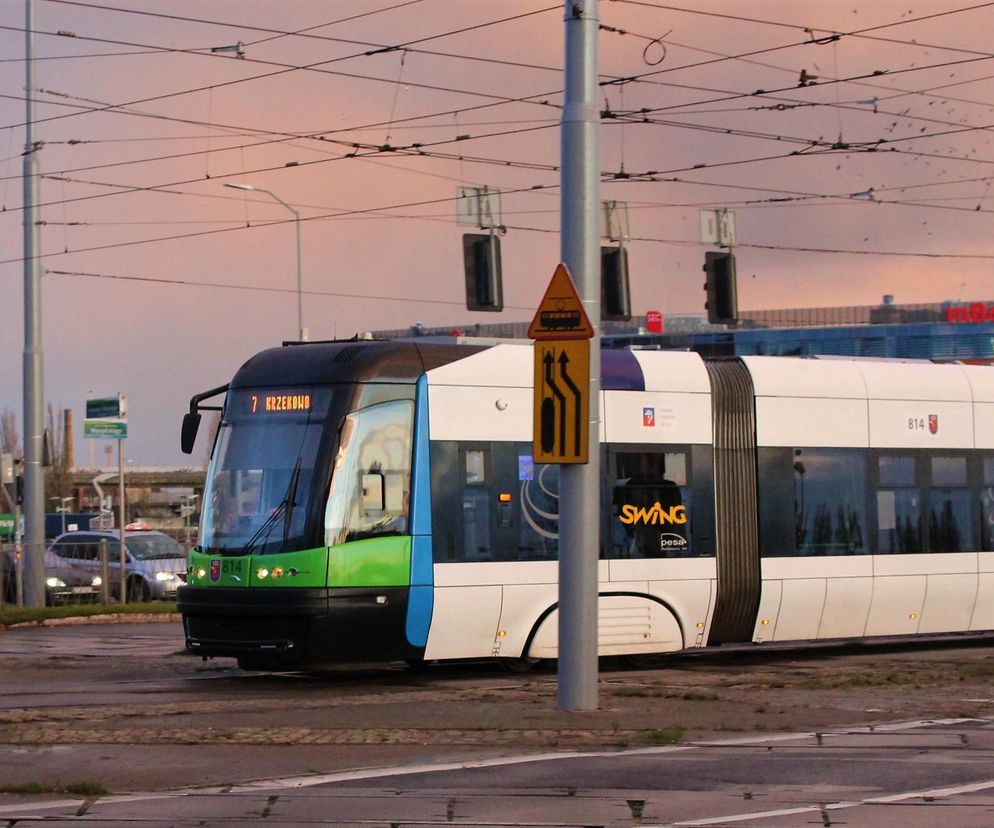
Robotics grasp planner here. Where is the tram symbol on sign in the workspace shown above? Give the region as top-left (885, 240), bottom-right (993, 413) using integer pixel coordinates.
top-left (533, 340), bottom-right (589, 464)
top-left (527, 263), bottom-right (593, 341)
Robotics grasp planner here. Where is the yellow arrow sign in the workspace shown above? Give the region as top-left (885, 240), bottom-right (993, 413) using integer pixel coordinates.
top-left (533, 339), bottom-right (590, 464)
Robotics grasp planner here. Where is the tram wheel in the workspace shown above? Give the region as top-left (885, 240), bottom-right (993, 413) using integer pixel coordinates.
top-left (237, 655), bottom-right (276, 671)
top-left (498, 656), bottom-right (542, 673)
top-left (622, 653), bottom-right (662, 668)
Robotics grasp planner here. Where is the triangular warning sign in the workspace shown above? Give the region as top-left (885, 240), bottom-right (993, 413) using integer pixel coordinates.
top-left (527, 263), bottom-right (594, 340)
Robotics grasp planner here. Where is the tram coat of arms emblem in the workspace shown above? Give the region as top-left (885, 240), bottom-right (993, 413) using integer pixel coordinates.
top-left (928, 414), bottom-right (939, 434)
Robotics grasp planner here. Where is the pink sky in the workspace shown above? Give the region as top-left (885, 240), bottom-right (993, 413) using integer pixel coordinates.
top-left (1, 0), bottom-right (993, 466)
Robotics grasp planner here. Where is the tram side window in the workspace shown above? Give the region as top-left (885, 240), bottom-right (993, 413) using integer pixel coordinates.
top-left (877, 456), bottom-right (922, 554)
top-left (460, 447), bottom-right (492, 561)
top-left (929, 456), bottom-right (972, 552)
top-left (608, 450), bottom-right (692, 558)
top-left (324, 400), bottom-right (413, 546)
top-left (792, 449), bottom-right (866, 556)
top-left (517, 450), bottom-right (559, 561)
top-left (429, 441), bottom-right (559, 563)
top-left (982, 458), bottom-right (994, 552)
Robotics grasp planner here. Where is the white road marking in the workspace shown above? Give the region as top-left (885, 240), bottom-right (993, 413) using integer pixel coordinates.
top-left (0, 717), bottom-right (983, 816)
top-left (671, 778), bottom-right (994, 826)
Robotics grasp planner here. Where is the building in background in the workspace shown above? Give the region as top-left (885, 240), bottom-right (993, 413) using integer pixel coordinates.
top-left (374, 297), bottom-right (994, 362)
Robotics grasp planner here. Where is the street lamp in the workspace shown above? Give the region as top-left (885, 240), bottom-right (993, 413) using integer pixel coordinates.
top-left (224, 182), bottom-right (307, 341)
top-left (179, 494), bottom-right (198, 548)
top-left (49, 496), bottom-right (73, 536)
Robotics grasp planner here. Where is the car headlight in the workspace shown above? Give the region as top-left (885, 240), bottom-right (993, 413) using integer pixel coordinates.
top-left (155, 571), bottom-right (176, 582)
top-left (91, 576), bottom-right (102, 587)
top-left (46, 577), bottom-right (66, 588)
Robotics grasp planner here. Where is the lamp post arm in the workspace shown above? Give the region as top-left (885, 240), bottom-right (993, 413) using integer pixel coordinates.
top-left (246, 188), bottom-right (305, 341)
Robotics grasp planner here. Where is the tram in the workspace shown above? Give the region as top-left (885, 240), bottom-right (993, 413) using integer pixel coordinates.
top-left (176, 340), bottom-right (994, 669)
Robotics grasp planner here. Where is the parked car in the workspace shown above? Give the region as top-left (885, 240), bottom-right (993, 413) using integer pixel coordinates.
top-left (47, 529), bottom-right (187, 601)
top-left (2, 547), bottom-right (102, 606)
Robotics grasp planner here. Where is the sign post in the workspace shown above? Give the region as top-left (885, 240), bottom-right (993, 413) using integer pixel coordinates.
top-left (85, 394), bottom-right (128, 603)
top-left (529, 259), bottom-right (599, 711)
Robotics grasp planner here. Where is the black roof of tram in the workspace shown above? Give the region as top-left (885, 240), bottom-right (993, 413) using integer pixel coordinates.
top-left (230, 340), bottom-right (486, 389)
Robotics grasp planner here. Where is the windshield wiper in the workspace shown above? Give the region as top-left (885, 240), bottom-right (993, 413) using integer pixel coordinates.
top-left (241, 457), bottom-right (302, 555)
top-left (282, 458), bottom-right (302, 546)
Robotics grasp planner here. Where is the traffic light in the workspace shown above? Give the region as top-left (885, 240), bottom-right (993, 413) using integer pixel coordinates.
top-left (601, 246), bottom-right (631, 321)
top-left (14, 457), bottom-right (23, 505)
top-left (462, 233), bottom-right (503, 312)
top-left (703, 251), bottom-right (738, 324)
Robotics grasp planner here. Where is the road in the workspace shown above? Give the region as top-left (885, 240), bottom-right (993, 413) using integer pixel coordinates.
top-left (1, 620), bottom-right (993, 826)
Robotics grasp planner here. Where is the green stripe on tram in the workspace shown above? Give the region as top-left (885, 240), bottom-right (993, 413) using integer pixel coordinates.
top-left (186, 537), bottom-right (410, 589)
top-left (186, 547), bottom-right (329, 588)
top-left (328, 536), bottom-right (412, 587)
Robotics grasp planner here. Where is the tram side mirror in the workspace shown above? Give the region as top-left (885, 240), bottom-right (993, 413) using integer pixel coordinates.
top-left (181, 412), bottom-right (202, 455)
top-left (361, 472), bottom-right (385, 513)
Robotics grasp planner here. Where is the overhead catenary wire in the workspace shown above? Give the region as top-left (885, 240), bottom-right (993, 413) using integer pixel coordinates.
top-left (1, 4), bottom-right (989, 292)
top-left (0, 0), bottom-right (989, 199)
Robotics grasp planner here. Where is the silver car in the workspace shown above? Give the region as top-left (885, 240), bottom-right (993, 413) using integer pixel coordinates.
top-left (3, 548), bottom-right (102, 605)
top-left (47, 529), bottom-right (187, 601)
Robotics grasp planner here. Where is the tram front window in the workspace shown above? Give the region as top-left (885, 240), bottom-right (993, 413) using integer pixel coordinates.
top-left (200, 388), bottom-right (332, 555)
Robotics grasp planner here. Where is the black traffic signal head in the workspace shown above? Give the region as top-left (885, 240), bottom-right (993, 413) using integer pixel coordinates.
top-left (703, 250), bottom-right (738, 325)
top-left (462, 233), bottom-right (503, 312)
top-left (601, 246), bottom-right (631, 321)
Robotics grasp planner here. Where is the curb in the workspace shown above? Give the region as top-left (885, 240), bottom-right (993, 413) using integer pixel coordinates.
top-left (0, 612), bottom-right (180, 631)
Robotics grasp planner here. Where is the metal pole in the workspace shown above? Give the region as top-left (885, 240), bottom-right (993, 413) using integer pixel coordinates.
top-left (98, 537), bottom-right (109, 604)
top-left (293, 208), bottom-right (305, 342)
top-left (14, 499), bottom-right (24, 607)
top-left (118, 440), bottom-right (126, 603)
top-left (558, 0), bottom-right (601, 711)
top-left (22, 0), bottom-right (46, 608)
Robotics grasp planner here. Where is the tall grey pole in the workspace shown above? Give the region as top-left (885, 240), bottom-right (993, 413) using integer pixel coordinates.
top-left (293, 207), bottom-right (305, 342)
top-left (558, 0), bottom-right (600, 711)
top-left (22, 0), bottom-right (46, 608)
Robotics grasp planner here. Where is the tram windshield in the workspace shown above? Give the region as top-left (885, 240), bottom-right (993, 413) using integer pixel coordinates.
top-left (199, 388), bottom-right (333, 555)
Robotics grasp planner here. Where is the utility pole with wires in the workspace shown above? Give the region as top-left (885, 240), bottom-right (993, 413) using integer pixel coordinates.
top-left (22, 0), bottom-right (46, 608)
top-left (558, 0), bottom-right (601, 712)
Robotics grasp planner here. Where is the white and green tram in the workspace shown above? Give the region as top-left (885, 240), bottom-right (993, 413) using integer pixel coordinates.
top-left (177, 340), bottom-right (994, 669)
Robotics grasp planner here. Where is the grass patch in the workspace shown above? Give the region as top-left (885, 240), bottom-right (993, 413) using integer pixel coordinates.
top-left (0, 601), bottom-right (177, 627)
top-left (610, 687), bottom-right (721, 702)
top-left (0, 780), bottom-right (109, 796)
top-left (638, 726), bottom-right (685, 745)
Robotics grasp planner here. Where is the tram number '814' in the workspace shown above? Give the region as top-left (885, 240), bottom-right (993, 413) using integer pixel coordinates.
top-left (907, 415), bottom-right (939, 434)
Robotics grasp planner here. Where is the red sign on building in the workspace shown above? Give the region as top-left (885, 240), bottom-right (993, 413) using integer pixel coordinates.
top-left (946, 303), bottom-right (994, 323)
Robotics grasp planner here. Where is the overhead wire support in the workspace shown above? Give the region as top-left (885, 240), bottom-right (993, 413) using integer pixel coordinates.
top-left (21, 0), bottom-right (46, 608)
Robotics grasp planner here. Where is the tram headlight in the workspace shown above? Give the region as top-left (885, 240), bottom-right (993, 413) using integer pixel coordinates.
top-left (257, 567), bottom-right (269, 580)
top-left (271, 566), bottom-right (283, 579)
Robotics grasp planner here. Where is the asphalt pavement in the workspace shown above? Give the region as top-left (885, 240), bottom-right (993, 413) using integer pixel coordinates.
top-left (1, 619), bottom-right (993, 826)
